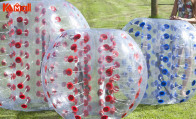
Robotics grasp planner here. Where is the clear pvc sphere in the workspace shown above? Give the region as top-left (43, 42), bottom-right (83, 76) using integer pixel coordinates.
top-left (123, 18), bottom-right (196, 104)
top-left (0, 0), bottom-right (89, 111)
top-left (42, 29), bottom-right (147, 119)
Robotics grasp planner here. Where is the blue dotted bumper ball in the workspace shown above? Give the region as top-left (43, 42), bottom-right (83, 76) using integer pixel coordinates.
top-left (123, 18), bottom-right (196, 104)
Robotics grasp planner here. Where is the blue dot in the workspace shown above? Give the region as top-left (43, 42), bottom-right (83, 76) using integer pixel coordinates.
top-left (164, 33), bottom-right (170, 39)
top-left (162, 69), bottom-right (168, 75)
top-left (168, 53), bottom-right (172, 58)
top-left (129, 28), bottom-right (133, 33)
top-left (163, 56), bottom-right (169, 63)
top-left (186, 90), bottom-right (191, 95)
top-left (178, 85), bottom-right (182, 90)
top-left (135, 31), bottom-right (140, 37)
top-left (163, 44), bottom-right (170, 50)
top-left (153, 29), bottom-right (157, 33)
top-left (147, 44), bottom-right (151, 50)
top-left (192, 80), bottom-right (196, 86)
top-left (146, 84), bottom-right (149, 89)
top-left (158, 99), bottom-right (164, 104)
top-left (189, 33), bottom-right (194, 39)
top-left (194, 69), bottom-right (196, 75)
top-left (175, 82), bottom-right (178, 87)
top-left (167, 62), bottom-right (171, 67)
top-left (170, 84), bottom-right (175, 90)
top-left (164, 24), bottom-right (170, 29)
top-left (181, 74), bottom-right (186, 80)
top-left (161, 81), bottom-right (167, 86)
top-left (140, 22), bottom-right (145, 28)
top-left (172, 56), bottom-right (176, 60)
top-left (146, 53), bottom-right (151, 60)
top-left (152, 38), bottom-right (156, 43)
top-left (134, 21), bottom-right (140, 25)
top-left (159, 91), bottom-right (165, 96)
top-left (147, 24), bottom-right (152, 31)
top-left (180, 99), bottom-right (185, 103)
top-left (147, 34), bottom-right (152, 40)
top-left (143, 93), bottom-right (148, 98)
top-left (170, 75), bottom-right (174, 80)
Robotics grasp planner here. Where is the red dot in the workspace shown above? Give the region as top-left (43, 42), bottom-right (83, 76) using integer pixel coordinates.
top-left (103, 44), bottom-right (110, 51)
top-left (41, 8), bottom-right (46, 15)
top-left (19, 94), bottom-right (26, 99)
top-left (68, 95), bottom-right (75, 102)
top-left (84, 34), bottom-right (89, 43)
top-left (106, 82), bottom-right (113, 90)
top-left (42, 30), bottom-right (46, 36)
top-left (138, 65), bottom-right (142, 74)
top-left (65, 68), bottom-right (73, 76)
top-left (24, 29), bottom-right (29, 36)
top-left (42, 19), bottom-right (46, 25)
top-left (55, 16), bottom-right (61, 22)
top-left (73, 34), bottom-right (81, 42)
top-left (1, 60), bottom-right (6, 66)
top-left (103, 106), bottom-right (110, 112)
top-left (67, 82), bottom-right (74, 90)
top-left (71, 106), bottom-right (78, 112)
top-left (105, 95), bottom-right (113, 102)
top-left (122, 113), bottom-right (127, 118)
top-left (35, 16), bottom-right (39, 22)
top-left (35, 6), bottom-right (39, 12)
top-left (2, 24), bottom-right (7, 29)
top-left (97, 89), bottom-right (103, 96)
top-left (17, 17), bottom-right (23, 22)
top-left (138, 77), bottom-right (142, 86)
top-left (106, 68), bottom-right (113, 76)
top-left (50, 6), bottom-right (56, 11)
top-left (68, 56), bottom-right (74, 63)
top-left (35, 27), bottom-right (40, 33)
top-left (105, 56), bottom-right (113, 63)
top-left (100, 34), bottom-right (108, 40)
top-left (1, 35), bottom-right (6, 40)
top-left (75, 115), bottom-right (81, 119)
top-left (135, 88), bottom-right (140, 99)
top-left (17, 83), bottom-right (24, 89)
top-left (15, 57), bottom-right (22, 63)
top-left (101, 115), bottom-right (108, 119)
top-left (71, 44), bottom-right (77, 52)
top-left (114, 61), bottom-right (120, 68)
top-left (25, 85), bottom-right (30, 92)
top-left (16, 29), bottom-right (22, 35)
top-left (15, 42), bottom-right (21, 48)
top-left (24, 18), bottom-right (29, 25)
top-left (0, 47), bottom-right (5, 53)
top-left (16, 70), bottom-right (23, 76)
top-left (21, 104), bottom-right (27, 108)
top-left (60, 28), bottom-right (65, 32)
top-left (129, 103), bottom-right (134, 109)
top-left (84, 110), bottom-right (89, 117)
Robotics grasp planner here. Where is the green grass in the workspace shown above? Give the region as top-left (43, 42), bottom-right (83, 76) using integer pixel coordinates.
top-left (1, 0), bottom-right (196, 119)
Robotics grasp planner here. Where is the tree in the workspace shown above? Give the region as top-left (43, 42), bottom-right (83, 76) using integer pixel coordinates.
top-left (151, 0), bottom-right (158, 17)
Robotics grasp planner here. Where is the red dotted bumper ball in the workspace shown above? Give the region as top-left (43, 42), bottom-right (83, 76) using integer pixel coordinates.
top-left (2, 1), bottom-right (53, 111)
top-left (42, 29), bottom-right (147, 118)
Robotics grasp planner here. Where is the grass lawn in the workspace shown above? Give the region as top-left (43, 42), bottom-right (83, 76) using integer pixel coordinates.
top-left (1, 0), bottom-right (196, 119)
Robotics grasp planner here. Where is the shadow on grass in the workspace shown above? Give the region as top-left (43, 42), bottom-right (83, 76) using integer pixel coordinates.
top-left (134, 104), bottom-right (170, 112)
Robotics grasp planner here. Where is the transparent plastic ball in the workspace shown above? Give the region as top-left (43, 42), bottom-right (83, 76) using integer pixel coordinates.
top-left (123, 18), bottom-right (196, 104)
top-left (42, 29), bottom-right (147, 119)
top-left (0, 0), bottom-right (89, 111)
